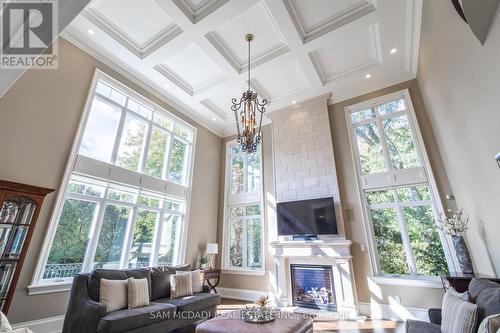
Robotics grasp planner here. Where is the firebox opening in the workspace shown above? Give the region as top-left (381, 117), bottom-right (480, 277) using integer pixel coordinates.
top-left (290, 264), bottom-right (336, 311)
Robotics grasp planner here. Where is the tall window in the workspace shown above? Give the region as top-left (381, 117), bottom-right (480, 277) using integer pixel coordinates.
top-left (346, 90), bottom-right (455, 278)
top-left (222, 143), bottom-right (263, 272)
top-left (33, 73), bottom-right (195, 286)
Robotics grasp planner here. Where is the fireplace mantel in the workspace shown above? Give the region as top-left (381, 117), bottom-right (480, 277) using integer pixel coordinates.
top-left (270, 239), bottom-right (358, 316)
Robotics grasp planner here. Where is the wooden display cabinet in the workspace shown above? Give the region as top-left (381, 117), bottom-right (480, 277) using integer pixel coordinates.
top-left (0, 180), bottom-right (53, 314)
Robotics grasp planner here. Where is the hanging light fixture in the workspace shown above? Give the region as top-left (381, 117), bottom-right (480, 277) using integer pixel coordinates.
top-left (231, 34), bottom-right (267, 153)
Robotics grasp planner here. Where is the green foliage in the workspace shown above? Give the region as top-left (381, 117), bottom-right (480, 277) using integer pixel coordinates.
top-left (94, 205), bottom-right (129, 267)
top-left (47, 199), bottom-right (95, 265)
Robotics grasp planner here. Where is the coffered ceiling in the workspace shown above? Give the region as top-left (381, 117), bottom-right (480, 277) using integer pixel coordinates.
top-left (62, 0), bottom-right (422, 137)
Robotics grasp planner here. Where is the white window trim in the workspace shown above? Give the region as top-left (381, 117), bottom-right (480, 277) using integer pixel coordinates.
top-left (345, 89), bottom-right (460, 284)
top-left (221, 140), bottom-right (265, 276)
top-left (28, 70), bottom-right (197, 294)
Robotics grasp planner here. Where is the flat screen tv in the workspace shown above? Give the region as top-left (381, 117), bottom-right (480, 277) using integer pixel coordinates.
top-left (277, 197), bottom-right (338, 236)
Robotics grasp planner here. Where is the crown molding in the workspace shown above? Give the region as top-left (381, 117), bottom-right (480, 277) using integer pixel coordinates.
top-left (200, 99), bottom-right (228, 121)
top-left (173, 0), bottom-right (229, 24)
top-left (284, 0), bottom-right (377, 43)
top-left (83, 8), bottom-right (183, 60)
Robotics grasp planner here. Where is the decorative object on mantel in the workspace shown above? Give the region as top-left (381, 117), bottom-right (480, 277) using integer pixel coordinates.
top-left (451, 0), bottom-right (500, 45)
top-left (231, 33), bottom-right (267, 154)
top-left (437, 209), bottom-right (474, 276)
top-left (495, 152), bottom-right (500, 168)
top-left (199, 255), bottom-right (208, 270)
top-left (205, 243), bottom-right (218, 269)
top-left (241, 295), bottom-right (276, 323)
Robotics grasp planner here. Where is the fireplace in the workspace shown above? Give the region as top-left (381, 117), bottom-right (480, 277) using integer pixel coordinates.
top-left (290, 264), bottom-right (336, 311)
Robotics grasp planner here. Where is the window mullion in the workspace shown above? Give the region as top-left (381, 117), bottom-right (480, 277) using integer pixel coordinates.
top-left (139, 121), bottom-right (153, 174)
top-left (110, 108), bottom-right (128, 164)
top-left (242, 216), bottom-right (248, 268)
top-left (165, 135), bottom-right (175, 181)
top-left (120, 206), bottom-right (138, 269)
top-left (82, 188), bottom-right (109, 272)
top-left (150, 211), bottom-right (163, 267)
top-left (393, 190), bottom-right (417, 275)
top-left (375, 109), bottom-right (394, 180)
top-left (161, 130), bottom-right (171, 180)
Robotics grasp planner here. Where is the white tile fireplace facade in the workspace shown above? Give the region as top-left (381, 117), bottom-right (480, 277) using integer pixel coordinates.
top-left (270, 240), bottom-right (358, 316)
top-left (267, 94), bottom-right (358, 315)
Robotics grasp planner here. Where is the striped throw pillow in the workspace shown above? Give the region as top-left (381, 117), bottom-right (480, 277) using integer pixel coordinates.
top-left (176, 270), bottom-right (203, 293)
top-left (127, 278), bottom-right (150, 309)
top-left (441, 288), bottom-right (478, 333)
top-left (170, 273), bottom-right (193, 299)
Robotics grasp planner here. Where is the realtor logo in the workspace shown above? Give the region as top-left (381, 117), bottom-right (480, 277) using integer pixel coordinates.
top-left (1, 0), bottom-right (58, 69)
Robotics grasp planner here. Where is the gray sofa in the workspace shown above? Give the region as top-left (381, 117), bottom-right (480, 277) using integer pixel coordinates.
top-left (406, 278), bottom-right (500, 333)
top-left (63, 266), bottom-right (220, 333)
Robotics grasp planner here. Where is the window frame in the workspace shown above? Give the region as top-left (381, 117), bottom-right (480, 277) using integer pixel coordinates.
top-left (345, 89), bottom-right (459, 284)
top-left (29, 70), bottom-right (197, 294)
top-left (221, 140), bottom-right (265, 276)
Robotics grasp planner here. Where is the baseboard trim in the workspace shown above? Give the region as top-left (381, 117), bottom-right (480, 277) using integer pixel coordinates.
top-left (11, 315), bottom-right (64, 333)
top-left (217, 287), bottom-right (269, 302)
top-left (358, 301), bottom-right (429, 322)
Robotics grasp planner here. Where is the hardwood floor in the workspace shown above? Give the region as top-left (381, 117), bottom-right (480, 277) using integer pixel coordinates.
top-left (218, 298), bottom-right (405, 333)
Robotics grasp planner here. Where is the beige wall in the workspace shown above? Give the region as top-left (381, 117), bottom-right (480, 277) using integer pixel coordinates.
top-left (218, 80), bottom-right (451, 310)
top-left (417, 0), bottom-right (500, 277)
top-left (0, 38), bottom-right (222, 323)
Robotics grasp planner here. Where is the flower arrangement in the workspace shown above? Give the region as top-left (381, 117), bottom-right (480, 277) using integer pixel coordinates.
top-left (241, 295), bottom-right (276, 323)
top-left (437, 209), bottom-right (470, 237)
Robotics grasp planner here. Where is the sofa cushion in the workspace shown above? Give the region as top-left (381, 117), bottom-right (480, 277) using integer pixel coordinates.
top-left (475, 285), bottom-right (500, 327)
top-left (405, 319), bottom-right (441, 333)
top-left (150, 265), bottom-right (190, 301)
top-left (469, 278), bottom-right (500, 300)
top-left (156, 293), bottom-right (220, 313)
top-left (89, 268), bottom-right (151, 302)
top-left (97, 302), bottom-right (176, 333)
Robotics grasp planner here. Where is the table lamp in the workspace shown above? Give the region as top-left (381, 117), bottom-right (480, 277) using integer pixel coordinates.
top-left (206, 243), bottom-right (218, 269)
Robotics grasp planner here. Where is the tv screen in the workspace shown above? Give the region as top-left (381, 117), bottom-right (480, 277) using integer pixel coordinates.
top-left (277, 197), bottom-right (338, 236)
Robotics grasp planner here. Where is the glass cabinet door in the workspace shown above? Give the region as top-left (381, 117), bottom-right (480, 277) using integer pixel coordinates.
top-left (0, 197), bottom-right (37, 259)
top-left (0, 263), bottom-right (16, 301)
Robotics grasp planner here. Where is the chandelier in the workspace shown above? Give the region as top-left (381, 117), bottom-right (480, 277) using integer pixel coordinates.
top-left (231, 34), bottom-right (267, 153)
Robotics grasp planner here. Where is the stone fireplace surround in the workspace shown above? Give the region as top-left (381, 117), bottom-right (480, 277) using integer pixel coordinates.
top-left (267, 94), bottom-right (358, 316)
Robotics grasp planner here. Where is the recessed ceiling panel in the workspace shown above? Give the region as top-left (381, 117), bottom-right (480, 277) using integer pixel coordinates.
top-left (310, 23), bottom-right (382, 85)
top-left (200, 82), bottom-right (246, 120)
top-left (284, 0), bottom-right (376, 43)
top-left (85, 0), bottom-right (182, 59)
top-left (155, 43), bottom-right (227, 96)
top-left (251, 61), bottom-right (310, 102)
top-left (206, 1), bottom-right (289, 73)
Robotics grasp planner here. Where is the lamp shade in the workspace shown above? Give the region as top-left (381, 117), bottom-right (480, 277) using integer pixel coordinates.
top-left (206, 243), bottom-right (218, 255)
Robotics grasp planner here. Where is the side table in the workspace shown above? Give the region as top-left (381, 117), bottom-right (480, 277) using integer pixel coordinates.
top-left (202, 268), bottom-right (220, 294)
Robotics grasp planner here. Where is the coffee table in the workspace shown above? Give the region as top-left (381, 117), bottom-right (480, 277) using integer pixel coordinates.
top-left (196, 310), bottom-right (313, 333)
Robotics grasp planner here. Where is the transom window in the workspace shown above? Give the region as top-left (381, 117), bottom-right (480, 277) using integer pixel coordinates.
top-left (31, 72), bottom-right (195, 288)
top-left (222, 142), bottom-right (264, 273)
top-left (346, 90), bottom-right (456, 278)
top-left (79, 80), bottom-right (193, 185)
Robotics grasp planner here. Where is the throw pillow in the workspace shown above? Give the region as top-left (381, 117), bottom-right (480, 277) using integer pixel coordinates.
top-left (89, 268), bottom-right (152, 301)
top-left (176, 270), bottom-right (203, 293)
top-left (170, 273), bottom-right (193, 299)
top-left (127, 278), bottom-right (150, 309)
top-left (441, 288), bottom-right (478, 333)
top-left (0, 311), bottom-right (12, 331)
top-left (150, 265), bottom-right (191, 300)
top-left (477, 314), bottom-right (500, 333)
top-left (100, 278), bottom-right (129, 313)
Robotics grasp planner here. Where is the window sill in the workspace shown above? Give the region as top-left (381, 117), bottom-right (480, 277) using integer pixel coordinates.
top-left (28, 281), bottom-right (72, 295)
top-left (372, 276), bottom-right (443, 289)
top-left (221, 268), bottom-right (266, 276)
